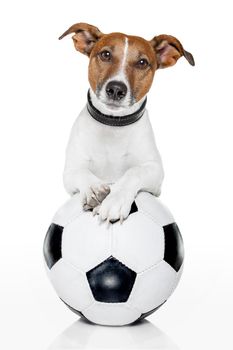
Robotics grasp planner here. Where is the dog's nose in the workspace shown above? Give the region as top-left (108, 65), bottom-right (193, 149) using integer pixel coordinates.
top-left (106, 81), bottom-right (128, 101)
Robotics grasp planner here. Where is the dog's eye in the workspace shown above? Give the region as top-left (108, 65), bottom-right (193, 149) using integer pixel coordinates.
top-left (136, 58), bottom-right (149, 69)
top-left (99, 50), bottom-right (112, 62)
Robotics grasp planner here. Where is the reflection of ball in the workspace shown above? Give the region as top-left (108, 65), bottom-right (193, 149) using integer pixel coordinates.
top-left (43, 192), bottom-right (184, 326)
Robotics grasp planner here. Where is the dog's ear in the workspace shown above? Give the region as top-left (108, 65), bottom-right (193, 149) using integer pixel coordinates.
top-left (59, 22), bottom-right (103, 56)
top-left (150, 35), bottom-right (195, 68)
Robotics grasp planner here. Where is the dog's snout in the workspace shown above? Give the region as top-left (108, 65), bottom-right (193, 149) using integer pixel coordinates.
top-left (106, 81), bottom-right (127, 101)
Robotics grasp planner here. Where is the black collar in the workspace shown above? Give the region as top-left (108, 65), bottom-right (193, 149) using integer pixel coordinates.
top-left (87, 90), bottom-right (147, 127)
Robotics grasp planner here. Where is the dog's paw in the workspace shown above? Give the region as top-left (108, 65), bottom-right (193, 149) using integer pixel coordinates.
top-left (81, 183), bottom-right (110, 211)
top-left (96, 190), bottom-right (135, 223)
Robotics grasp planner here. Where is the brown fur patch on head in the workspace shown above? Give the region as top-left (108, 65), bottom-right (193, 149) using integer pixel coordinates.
top-left (88, 33), bottom-right (158, 102)
top-left (88, 33), bottom-right (126, 93)
top-left (126, 35), bottom-right (157, 101)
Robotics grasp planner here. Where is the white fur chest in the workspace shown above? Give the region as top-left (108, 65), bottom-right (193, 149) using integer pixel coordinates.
top-left (77, 108), bottom-right (139, 182)
top-left (68, 106), bottom-right (158, 183)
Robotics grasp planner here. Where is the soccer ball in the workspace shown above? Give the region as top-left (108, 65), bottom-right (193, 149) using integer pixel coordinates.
top-left (43, 192), bottom-right (184, 326)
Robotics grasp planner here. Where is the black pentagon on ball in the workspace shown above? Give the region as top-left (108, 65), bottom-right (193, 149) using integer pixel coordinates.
top-left (43, 223), bottom-right (63, 269)
top-left (163, 223), bottom-right (184, 272)
top-left (86, 256), bottom-right (137, 303)
top-left (129, 201), bottom-right (138, 214)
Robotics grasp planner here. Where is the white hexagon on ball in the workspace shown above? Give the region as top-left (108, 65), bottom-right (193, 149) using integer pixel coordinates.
top-left (62, 213), bottom-right (112, 272)
top-left (49, 259), bottom-right (94, 311)
top-left (112, 213), bottom-right (164, 273)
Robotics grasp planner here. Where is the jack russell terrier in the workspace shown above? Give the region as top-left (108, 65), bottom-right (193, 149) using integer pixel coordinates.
top-left (59, 23), bottom-right (194, 224)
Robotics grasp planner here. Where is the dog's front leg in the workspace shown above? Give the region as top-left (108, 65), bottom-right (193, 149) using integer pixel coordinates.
top-left (63, 167), bottom-right (110, 210)
top-left (97, 161), bottom-right (164, 223)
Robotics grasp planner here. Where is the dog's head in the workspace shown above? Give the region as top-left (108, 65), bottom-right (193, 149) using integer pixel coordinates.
top-left (59, 23), bottom-right (194, 110)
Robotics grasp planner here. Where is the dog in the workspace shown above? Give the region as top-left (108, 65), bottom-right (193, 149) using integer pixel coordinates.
top-left (59, 23), bottom-right (194, 224)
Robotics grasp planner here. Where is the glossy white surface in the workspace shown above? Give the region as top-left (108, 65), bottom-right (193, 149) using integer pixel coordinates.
top-left (52, 193), bottom-right (83, 226)
top-left (49, 259), bottom-right (94, 311)
top-left (62, 214), bottom-right (112, 272)
top-left (129, 261), bottom-right (178, 313)
top-left (136, 192), bottom-right (174, 226)
top-left (47, 319), bottom-right (179, 349)
top-left (83, 302), bottom-right (141, 326)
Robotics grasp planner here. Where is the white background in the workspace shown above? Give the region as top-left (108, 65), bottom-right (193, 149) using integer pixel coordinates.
top-left (0, 0), bottom-right (232, 349)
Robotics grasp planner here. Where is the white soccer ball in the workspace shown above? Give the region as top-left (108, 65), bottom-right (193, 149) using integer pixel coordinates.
top-left (44, 192), bottom-right (184, 326)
